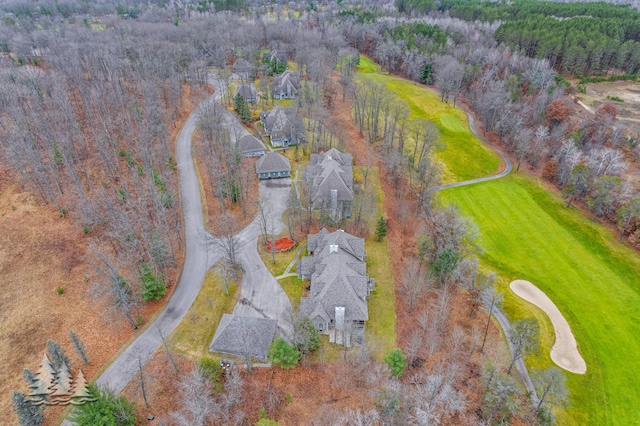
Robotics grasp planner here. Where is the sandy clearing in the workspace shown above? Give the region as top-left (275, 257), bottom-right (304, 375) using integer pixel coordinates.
top-left (510, 280), bottom-right (587, 374)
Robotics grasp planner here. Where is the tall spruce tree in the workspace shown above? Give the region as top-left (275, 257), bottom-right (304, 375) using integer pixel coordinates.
top-left (375, 216), bottom-right (387, 241)
top-left (46, 340), bottom-right (70, 370)
top-left (69, 330), bottom-right (89, 365)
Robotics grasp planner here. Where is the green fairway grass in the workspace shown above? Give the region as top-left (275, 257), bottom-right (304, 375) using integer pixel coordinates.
top-left (439, 174), bottom-right (640, 425)
top-left (356, 56), bottom-right (499, 183)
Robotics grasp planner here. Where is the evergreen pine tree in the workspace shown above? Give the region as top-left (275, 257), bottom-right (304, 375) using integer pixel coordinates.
top-left (46, 340), bottom-right (70, 371)
top-left (69, 330), bottom-right (89, 365)
top-left (420, 63), bottom-right (433, 84)
top-left (375, 216), bottom-right (387, 241)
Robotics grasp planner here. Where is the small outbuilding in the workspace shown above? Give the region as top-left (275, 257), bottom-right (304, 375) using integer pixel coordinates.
top-left (209, 314), bottom-right (277, 362)
top-left (256, 152), bottom-right (291, 179)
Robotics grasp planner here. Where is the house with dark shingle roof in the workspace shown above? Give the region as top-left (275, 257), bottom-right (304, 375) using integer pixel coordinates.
top-left (232, 58), bottom-right (252, 75)
top-left (273, 70), bottom-right (301, 100)
top-left (304, 148), bottom-right (354, 222)
top-left (298, 229), bottom-right (374, 346)
top-left (238, 134), bottom-right (266, 157)
top-left (209, 314), bottom-right (277, 361)
top-left (256, 152), bottom-right (291, 179)
top-left (235, 84), bottom-right (258, 103)
top-left (263, 50), bottom-right (288, 66)
top-left (259, 105), bottom-right (304, 147)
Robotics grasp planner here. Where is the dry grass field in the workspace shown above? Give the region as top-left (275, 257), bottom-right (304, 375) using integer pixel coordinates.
top-left (0, 178), bottom-right (162, 425)
top-left (576, 81), bottom-right (640, 136)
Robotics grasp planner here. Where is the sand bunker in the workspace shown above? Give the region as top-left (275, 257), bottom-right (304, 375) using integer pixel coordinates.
top-left (510, 280), bottom-right (587, 374)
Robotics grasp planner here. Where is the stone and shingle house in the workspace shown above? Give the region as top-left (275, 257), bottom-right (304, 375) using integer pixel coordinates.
top-left (256, 152), bottom-right (291, 179)
top-left (272, 70), bottom-right (301, 100)
top-left (298, 229), bottom-right (374, 346)
top-left (209, 314), bottom-right (277, 361)
top-left (259, 105), bottom-right (303, 147)
top-left (238, 134), bottom-right (266, 157)
top-left (304, 148), bottom-right (354, 222)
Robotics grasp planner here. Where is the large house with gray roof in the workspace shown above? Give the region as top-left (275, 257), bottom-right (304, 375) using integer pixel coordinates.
top-left (304, 148), bottom-right (354, 222)
top-left (209, 314), bottom-right (277, 361)
top-left (298, 229), bottom-right (374, 346)
top-left (260, 105), bottom-right (303, 147)
top-left (272, 70), bottom-right (301, 100)
top-left (256, 152), bottom-right (291, 179)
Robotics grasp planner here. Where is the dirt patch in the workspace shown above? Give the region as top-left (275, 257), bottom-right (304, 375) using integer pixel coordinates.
top-left (510, 280), bottom-right (587, 374)
top-left (576, 80), bottom-right (640, 135)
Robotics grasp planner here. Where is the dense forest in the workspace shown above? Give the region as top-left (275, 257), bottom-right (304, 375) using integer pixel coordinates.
top-left (1, 0), bottom-right (640, 424)
top-left (397, 0), bottom-right (640, 75)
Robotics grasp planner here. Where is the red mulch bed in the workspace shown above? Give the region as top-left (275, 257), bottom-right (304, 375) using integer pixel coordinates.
top-left (266, 237), bottom-right (297, 252)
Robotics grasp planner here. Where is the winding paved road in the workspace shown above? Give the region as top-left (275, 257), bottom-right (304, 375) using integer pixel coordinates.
top-left (92, 92), bottom-right (223, 395)
top-left (62, 77), bottom-right (293, 424)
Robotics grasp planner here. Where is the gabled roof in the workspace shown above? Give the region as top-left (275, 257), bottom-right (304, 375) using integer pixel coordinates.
top-left (306, 149), bottom-right (354, 203)
top-left (236, 84), bottom-right (257, 99)
top-left (264, 50), bottom-right (288, 64)
top-left (299, 229), bottom-right (369, 323)
top-left (262, 106), bottom-right (296, 132)
top-left (209, 314), bottom-right (277, 360)
top-left (256, 152), bottom-right (291, 174)
top-left (238, 134), bottom-right (266, 154)
top-left (273, 70), bottom-right (301, 95)
top-left (233, 58), bottom-right (251, 72)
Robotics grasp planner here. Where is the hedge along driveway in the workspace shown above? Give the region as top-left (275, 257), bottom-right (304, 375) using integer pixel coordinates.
top-left (356, 56), bottom-right (500, 183)
top-left (439, 174), bottom-right (640, 426)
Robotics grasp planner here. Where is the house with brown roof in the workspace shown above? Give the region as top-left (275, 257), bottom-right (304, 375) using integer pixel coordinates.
top-left (304, 148), bottom-right (354, 222)
top-left (238, 134), bottom-right (266, 157)
top-left (256, 152), bottom-right (291, 179)
top-left (298, 229), bottom-right (374, 346)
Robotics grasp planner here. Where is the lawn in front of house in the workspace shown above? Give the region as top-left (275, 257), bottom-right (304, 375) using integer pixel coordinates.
top-left (167, 265), bottom-right (238, 359)
top-left (439, 174), bottom-right (640, 425)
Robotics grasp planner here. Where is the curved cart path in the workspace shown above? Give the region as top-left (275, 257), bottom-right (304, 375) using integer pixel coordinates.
top-left (364, 71), bottom-right (513, 192)
top-left (434, 100), bottom-right (513, 191)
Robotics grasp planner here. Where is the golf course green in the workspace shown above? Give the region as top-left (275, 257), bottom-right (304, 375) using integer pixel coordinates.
top-left (356, 55), bottom-right (640, 424)
top-left (439, 175), bottom-right (640, 425)
top-left (356, 56), bottom-right (500, 183)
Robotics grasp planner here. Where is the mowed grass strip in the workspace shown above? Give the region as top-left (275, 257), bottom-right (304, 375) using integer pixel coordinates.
top-left (439, 174), bottom-right (640, 426)
top-left (168, 266), bottom-right (238, 359)
top-left (356, 56), bottom-right (500, 183)
top-left (362, 167), bottom-right (396, 359)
